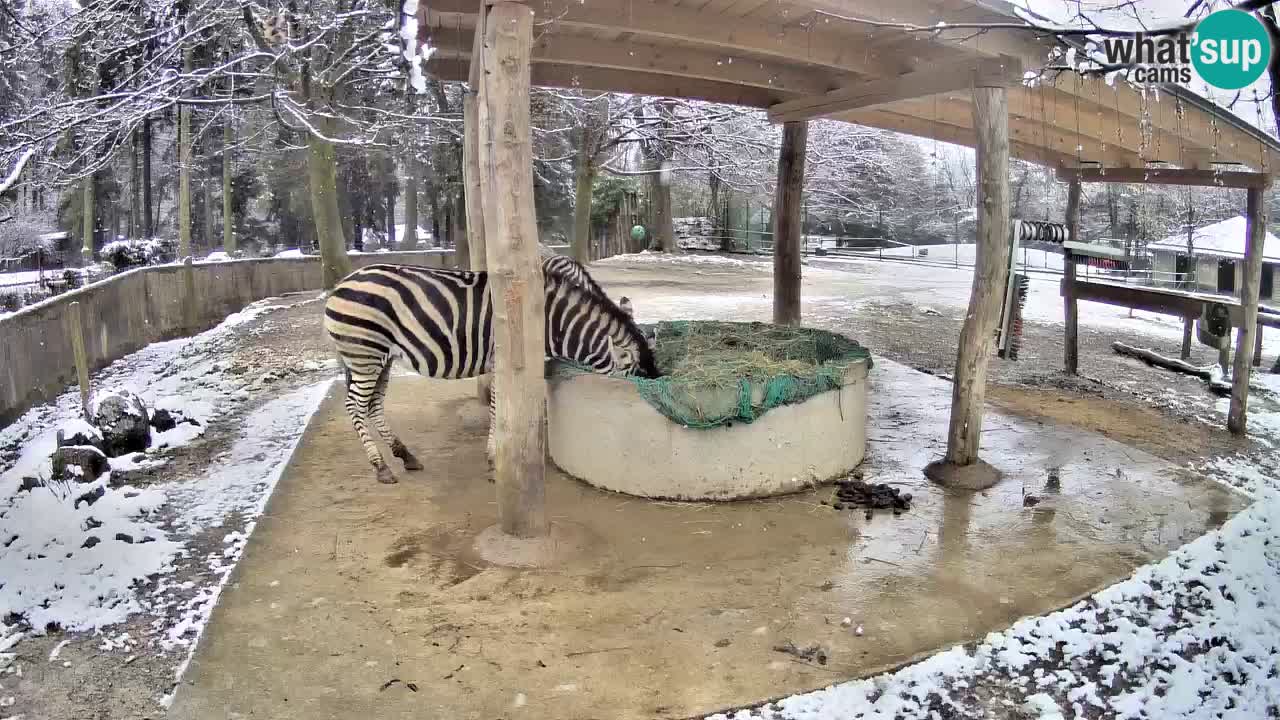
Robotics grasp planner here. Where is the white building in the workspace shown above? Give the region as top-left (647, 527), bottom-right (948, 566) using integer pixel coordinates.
top-left (1147, 216), bottom-right (1279, 300)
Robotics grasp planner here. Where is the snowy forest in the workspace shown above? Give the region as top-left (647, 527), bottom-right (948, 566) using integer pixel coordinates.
top-left (2, 0), bottom-right (1280, 275)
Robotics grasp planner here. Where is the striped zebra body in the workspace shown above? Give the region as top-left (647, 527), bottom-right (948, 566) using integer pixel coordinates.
top-left (324, 263), bottom-right (658, 484)
top-left (538, 247), bottom-right (633, 317)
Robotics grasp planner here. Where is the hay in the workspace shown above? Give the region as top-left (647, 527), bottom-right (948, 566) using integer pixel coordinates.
top-left (552, 320), bottom-right (872, 429)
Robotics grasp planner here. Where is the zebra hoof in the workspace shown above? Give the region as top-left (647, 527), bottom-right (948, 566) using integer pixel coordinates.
top-left (402, 454), bottom-right (424, 471)
top-left (376, 466), bottom-right (398, 484)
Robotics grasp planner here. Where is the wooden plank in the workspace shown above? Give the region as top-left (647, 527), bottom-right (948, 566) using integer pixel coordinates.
top-left (944, 84), bottom-right (1010, 467)
top-left (768, 55), bottom-right (1022, 123)
top-left (772, 121), bottom-right (807, 325)
top-left (1067, 279), bottom-right (1203, 317)
top-left (840, 102), bottom-right (1140, 168)
top-left (841, 109), bottom-right (1080, 168)
top-left (1228, 187), bottom-right (1266, 435)
top-left (479, 1), bottom-right (547, 537)
top-left (1063, 179), bottom-right (1080, 375)
top-left (428, 22), bottom-right (844, 95)
top-left (424, 0), bottom-right (903, 77)
top-left (65, 300), bottom-right (92, 419)
top-left (1056, 167), bottom-right (1274, 190)
top-left (428, 57), bottom-right (790, 108)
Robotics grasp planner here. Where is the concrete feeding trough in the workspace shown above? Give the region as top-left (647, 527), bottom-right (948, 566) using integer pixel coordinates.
top-left (547, 321), bottom-right (871, 501)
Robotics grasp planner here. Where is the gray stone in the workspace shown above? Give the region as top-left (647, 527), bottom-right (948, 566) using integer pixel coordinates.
top-left (92, 389), bottom-right (151, 456)
top-left (51, 445), bottom-right (109, 484)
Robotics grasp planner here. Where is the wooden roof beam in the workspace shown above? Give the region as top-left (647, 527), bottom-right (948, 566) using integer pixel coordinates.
top-left (429, 26), bottom-right (841, 95)
top-left (840, 109), bottom-right (1082, 168)
top-left (767, 54), bottom-right (1022, 123)
top-left (427, 57), bottom-right (790, 107)
top-left (423, 0), bottom-right (905, 78)
top-left (1056, 167), bottom-right (1274, 189)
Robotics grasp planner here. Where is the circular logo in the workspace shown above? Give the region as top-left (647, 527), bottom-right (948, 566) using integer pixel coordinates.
top-left (1192, 9), bottom-right (1272, 90)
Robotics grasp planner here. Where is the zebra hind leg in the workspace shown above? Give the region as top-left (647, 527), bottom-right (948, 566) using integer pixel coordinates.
top-left (369, 361), bottom-right (423, 471)
top-left (343, 362), bottom-right (397, 484)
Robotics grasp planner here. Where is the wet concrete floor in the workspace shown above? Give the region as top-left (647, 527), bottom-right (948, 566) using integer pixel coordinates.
top-left (167, 361), bottom-right (1245, 720)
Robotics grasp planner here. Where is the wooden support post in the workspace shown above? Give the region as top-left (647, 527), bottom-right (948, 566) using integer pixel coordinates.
top-left (464, 9), bottom-right (490, 400)
top-left (479, 1), bottom-right (547, 538)
top-left (1181, 317), bottom-right (1194, 360)
top-left (1228, 187), bottom-right (1267, 435)
top-left (463, 3), bottom-right (487, 272)
top-left (66, 301), bottom-right (92, 419)
top-left (929, 84), bottom-right (1009, 488)
top-left (1063, 179), bottom-right (1081, 375)
top-left (1254, 325), bottom-right (1264, 367)
top-left (772, 121), bottom-right (807, 326)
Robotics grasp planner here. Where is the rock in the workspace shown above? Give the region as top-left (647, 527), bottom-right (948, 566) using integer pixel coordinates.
top-left (150, 408), bottom-right (177, 433)
top-left (51, 445), bottom-right (108, 484)
top-left (57, 419), bottom-right (104, 451)
top-left (18, 476), bottom-right (43, 493)
top-left (82, 536), bottom-right (101, 549)
top-left (74, 485), bottom-right (105, 509)
top-left (92, 389), bottom-right (151, 456)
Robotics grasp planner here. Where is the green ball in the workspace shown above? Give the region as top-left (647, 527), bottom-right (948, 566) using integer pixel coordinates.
top-left (630, 225), bottom-right (647, 243)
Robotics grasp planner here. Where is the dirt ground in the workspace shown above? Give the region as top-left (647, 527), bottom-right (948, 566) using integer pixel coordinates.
top-left (5, 253), bottom-right (1271, 719)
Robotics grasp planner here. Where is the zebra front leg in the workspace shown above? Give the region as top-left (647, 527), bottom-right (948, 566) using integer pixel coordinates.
top-left (369, 362), bottom-right (423, 471)
top-left (343, 367), bottom-right (397, 484)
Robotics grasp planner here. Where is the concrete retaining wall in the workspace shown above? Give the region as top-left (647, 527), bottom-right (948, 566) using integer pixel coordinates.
top-left (0, 251), bottom-right (454, 427)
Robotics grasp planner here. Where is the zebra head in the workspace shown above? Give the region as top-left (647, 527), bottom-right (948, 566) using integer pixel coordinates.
top-left (545, 276), bottom-right (661, 379)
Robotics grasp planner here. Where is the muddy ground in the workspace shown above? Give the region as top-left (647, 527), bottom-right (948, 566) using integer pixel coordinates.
top-left (5, 254), bottom-right (1274, 719)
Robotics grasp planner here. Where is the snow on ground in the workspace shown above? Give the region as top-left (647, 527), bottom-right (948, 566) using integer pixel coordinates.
top-left (0, 268), bottom-right (87, 288)
top-left (600, 249), bottom-right (767, 269)
top-left (0, 294), bottom-right (333, 705)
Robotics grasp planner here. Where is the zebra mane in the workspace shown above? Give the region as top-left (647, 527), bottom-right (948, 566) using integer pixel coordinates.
top-left (545, 271), bottom-right (658, 374)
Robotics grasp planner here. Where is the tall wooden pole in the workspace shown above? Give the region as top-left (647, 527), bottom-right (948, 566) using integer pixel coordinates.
top-left (480, 1), bottom-right (546, 538)
top-left (942, 85), bottom-right (1010, 468)
top-left (464, 93), bottom-right (487, 271)
top-left (1063, 178), bottom-right (1081, 374)
top-left (1228, 186), bottom-right (1267, 435)
top-left (465, 4), bottom-right (490, 401)
top-left (773, 121), bottom-right (807, 326)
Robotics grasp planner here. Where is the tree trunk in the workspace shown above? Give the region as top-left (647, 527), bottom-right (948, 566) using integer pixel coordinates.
top-left (307, 117), bottom-right (352, 288)
top-left (572, 145), bottom-right (594, 265)
top-left (130, 129), bottom-right (140, 238)
top-left (942, 85), bottom-right (1010, 468)
top-left (177, 37), bottom-right (193, 259)
top-left (223, 117), bottom-right (235, 254)
top-left (403, 160), bottom-right (419, 250)
top-left (203, 179), bottom-right (215, 255)
top-left (142, 117), bottom-right (153, 238)
top-left (386, 178), bottom-right (398, 249)
top-left (81, 174), bottom-right (95, 265)
top-left (772, 121), bottom-right (807, 326)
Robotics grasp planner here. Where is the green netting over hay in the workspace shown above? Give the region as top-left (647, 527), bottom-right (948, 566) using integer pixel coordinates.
top-left (550, 321), bottom-right (872, 429)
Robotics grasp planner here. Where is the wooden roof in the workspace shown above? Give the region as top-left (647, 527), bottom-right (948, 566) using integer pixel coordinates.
top-left (422, 0), bottom-right (1280, 174)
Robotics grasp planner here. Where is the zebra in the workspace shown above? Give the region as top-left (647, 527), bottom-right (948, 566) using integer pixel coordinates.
top-left (538, 247), bottom-right (634, 318)
top-left (324, 263), bottom-right (660, 484)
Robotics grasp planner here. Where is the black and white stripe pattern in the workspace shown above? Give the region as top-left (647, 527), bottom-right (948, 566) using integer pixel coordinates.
top-left (538, 248), bottom-right (633, 318)
top-left (324, 263), bottom-right (658, 484)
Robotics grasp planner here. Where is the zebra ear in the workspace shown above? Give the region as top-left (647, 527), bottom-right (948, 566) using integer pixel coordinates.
top-left (619, 296), bottom-right (634, 317)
